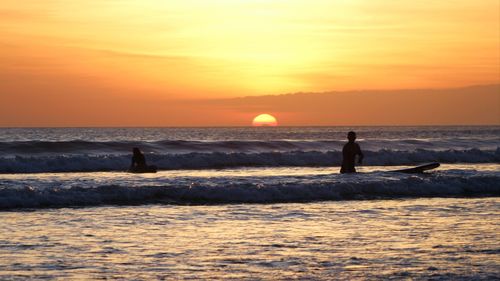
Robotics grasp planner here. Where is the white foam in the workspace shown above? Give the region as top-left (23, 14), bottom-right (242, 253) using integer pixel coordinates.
top-left (0, 171), bottom-right (498, 209)
top-left (1, 148), bottom-right (498, 173)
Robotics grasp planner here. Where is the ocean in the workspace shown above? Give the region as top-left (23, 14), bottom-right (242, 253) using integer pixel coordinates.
top-left (0, 126), bottom-right (499, 279)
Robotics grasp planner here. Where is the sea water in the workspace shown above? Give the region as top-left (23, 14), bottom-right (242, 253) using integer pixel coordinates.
top-left (0, 127), bottom-right (499, 279)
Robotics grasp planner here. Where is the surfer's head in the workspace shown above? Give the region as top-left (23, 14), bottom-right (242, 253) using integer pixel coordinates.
top-left (133, 147), bottom-right (141, 155)
top-left (347, 131), bottom-right (356, 142)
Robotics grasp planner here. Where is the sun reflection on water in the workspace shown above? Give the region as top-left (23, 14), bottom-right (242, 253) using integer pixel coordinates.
top-left (0, 198), bottom-right (498, 279)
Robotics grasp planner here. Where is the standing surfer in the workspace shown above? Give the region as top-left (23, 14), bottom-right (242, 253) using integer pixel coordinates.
top-left (340, 131), bottom-right (364, 173)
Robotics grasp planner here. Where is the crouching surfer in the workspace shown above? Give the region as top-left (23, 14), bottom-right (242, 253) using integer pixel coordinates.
top-left (340, 131), bottom-right (364, 174)
top-left (129, 147), bottom-right (157, 173)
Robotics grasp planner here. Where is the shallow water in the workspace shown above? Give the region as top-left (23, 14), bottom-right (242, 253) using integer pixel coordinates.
top-left (1, 198), bottom-right (498, 280)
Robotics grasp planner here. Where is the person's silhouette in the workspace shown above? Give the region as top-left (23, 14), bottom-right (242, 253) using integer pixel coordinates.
top-left (130, 147), bottom-right (147, 171)
top-left (340, 131), bottom-right (364, 174)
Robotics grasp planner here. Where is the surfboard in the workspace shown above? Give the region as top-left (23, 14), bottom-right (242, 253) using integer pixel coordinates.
top-left (128, 165), bottom-right (158, 173)
top-left (389, 162), bottom-right (440, 174)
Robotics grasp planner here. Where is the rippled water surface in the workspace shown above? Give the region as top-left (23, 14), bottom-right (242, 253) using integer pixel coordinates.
top-left (1, 198), bottom-right (498, 280)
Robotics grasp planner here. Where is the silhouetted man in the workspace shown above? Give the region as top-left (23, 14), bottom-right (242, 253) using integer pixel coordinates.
top-left (340, 131), bottom-right (363, 173)
top-left (130, 147), bottom-right (147, 171)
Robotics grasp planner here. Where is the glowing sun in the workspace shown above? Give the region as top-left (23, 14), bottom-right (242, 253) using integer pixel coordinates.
top-left (252, 114), bottom-right (278, 126)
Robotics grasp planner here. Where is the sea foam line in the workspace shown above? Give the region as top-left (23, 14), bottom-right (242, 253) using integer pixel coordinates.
top-left (0, 173), bottom-right (498, 209)
top-left (0, 148), bottom-right (498, 173)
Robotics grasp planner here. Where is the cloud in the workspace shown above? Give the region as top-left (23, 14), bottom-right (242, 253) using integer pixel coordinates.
top-left (198, 84), bottom-right (500, 125)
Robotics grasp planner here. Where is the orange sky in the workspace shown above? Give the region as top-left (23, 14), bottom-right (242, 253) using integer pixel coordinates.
top-left (0, 0), bottom-right (499, 126)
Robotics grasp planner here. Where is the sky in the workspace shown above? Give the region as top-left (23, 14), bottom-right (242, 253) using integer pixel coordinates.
top-left (0, 0), bottom-right (499, 126)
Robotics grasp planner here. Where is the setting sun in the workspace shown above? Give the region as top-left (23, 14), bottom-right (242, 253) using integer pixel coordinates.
top-left (252, 114), bottom-right (278, 127)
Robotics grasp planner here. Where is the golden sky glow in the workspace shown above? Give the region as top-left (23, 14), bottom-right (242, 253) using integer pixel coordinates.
top-left (0, 0), bottom-right (499, 126)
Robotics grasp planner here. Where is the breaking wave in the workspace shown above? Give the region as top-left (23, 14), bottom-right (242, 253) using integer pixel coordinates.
top-left (0, 173), bottom-right (498, 210)
top-left (0, 148), bottom-right (498, 173)
top-left (1, 138), bottom-right (499, 155)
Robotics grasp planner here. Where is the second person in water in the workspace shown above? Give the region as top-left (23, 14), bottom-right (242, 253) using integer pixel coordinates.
top-left (129, 147), bottom-right (157, 173)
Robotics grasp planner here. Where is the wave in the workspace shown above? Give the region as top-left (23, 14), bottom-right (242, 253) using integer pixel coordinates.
top-left (0, 173), bottom-right (498, 210)
top-left (1, 148), bottom-right (499, 173)
top-left (2, 138), bottom-right (499, 156)
top-left (0, 140), bottom-right (338, 154)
